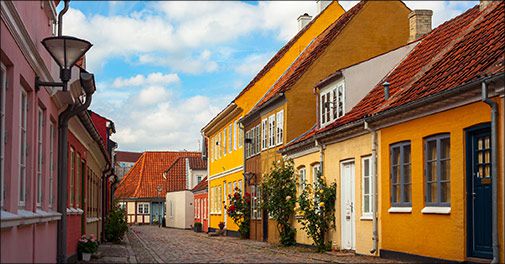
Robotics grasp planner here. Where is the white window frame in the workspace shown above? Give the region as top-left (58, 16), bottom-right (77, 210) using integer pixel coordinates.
top-left (138, 202), bottom-right (150, 214)
top-left (238, 118), bottom-right (244, 148)
top-left (261, 118), bottom-right (268, 150)
top-left (49, 121), bottom-right (55, 208)
top-left (36, 107), bottom-right (44, 207)
top-left (228, 124), bottom-right (232, 153)
top-left (245, 130), bottom-right (251, 158)
top-left (19, 89), bottom-right (28, 207)
top-left (233, 121), bottom-right (237, 150)
top-left (70, 148), bottom-right (75, 206)
top-left (320, 80), bottom-right (345, 128)
top-left (255, 125), bottom-right (260, 155)
top-left (223, 128), bottom-right (227, 156)
top-left (312, 163), bottom-right (320, 186)
top-left (268, 115), bottom-right (275, 147)
top-left (298, 167), bottom-right (306, 193)
top-left (362, 156), bottom-right (373, 219)
top-left (276, 110), bottom-right (284, 146)
top-left (1, 63), bottom-right (6, 208)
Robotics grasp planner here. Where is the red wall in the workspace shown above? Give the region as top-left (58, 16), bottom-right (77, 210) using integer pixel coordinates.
top-left (193, 192), bottom-right (208, 232)
top-left (90, 112), bottom-right (108, 151)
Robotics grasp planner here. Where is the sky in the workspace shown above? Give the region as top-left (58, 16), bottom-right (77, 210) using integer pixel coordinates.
top-left (61, 1), bottom-right (478, 152)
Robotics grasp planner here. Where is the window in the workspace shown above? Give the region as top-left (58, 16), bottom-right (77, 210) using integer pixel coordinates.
top-left (254, 125), bottom-right (260, 154)
top-left (238, 180), bottom-right (242, 193)
top-left (425, 134), bottom-right (450, 206)
top-left (276, 110), bottom-right (284, 145)
top-left (76, 155), bottom-right (81, 207)
top-left (36, 107), bottom-right (44, 207)
top-left (223, 128), bottom-right (227, 156)
top-left (320, 81), bottom-right (345, 127)
top-left (197, 175), bottom-right (202, 184)
top-left (362, 156), bottom-right (372, 217)
top-left (312, 163), bottom-right (320, 186)
top-left (19, 89), bottom-right (28, 206)
top-left (49, 121), bottom-right (55, 208)
top-left (261, 119), bottom-right (268, 150)
top-left (390, 142), bottom-right (411, 207)
top-left (238, 119), bottom-right (244, 148)
top-left (251, 186), bottom-right (258, 219)
top-left (0, 63), bottom-right (6, 208)
top-left (228, 124), bottom-right (232, 153)
top-left (138, 202), bottom-right (149, 214)
top-left (245, 130), bottom-right (251, 158)
top-left (268, 115), bottom-right (275, 147)
top-left (70, 148), bottom-right (75, 206)
top-left (233, 122), bottom-right (237, 150)
top-left (298, 167), bottom-right (306, 193)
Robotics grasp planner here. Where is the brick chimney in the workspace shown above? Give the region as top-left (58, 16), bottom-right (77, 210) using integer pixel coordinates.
top-left (316, 0), bottom-right (332, 14)
top-left (408, 10), bottom-right (433, 42)
top-left (298, 13), bottom-right (312, 31)
top-left (480, 0), bottom-right (492, 11)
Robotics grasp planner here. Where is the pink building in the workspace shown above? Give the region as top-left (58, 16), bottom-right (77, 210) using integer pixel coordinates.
top-left (1, 0), bottom-right (62, 263)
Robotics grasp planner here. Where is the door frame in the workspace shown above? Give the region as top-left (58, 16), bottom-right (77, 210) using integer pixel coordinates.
top-left (340, 160), bottom-right (356, 250)
top-left (465, 123), bottom-right (492, 259)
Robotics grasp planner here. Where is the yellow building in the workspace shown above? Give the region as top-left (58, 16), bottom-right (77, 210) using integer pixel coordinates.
top-left (242, 0), bottom-right (411, 244)
top-left (201, 1), bottom-right (346, 235)
top-left (284, 1), bottom-right (504, 261)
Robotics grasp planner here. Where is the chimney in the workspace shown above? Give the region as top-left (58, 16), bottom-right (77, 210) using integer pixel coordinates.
top-left (316, 0), bottom-right (332, 14)
top-left (383, 81), bottom-right (390, 100)
top-left (297, 13), bottom-right (312, 31)
top-left (408, 10), bottom-right (433, 42)
top-left (480, 0), bottom-right (492, 11)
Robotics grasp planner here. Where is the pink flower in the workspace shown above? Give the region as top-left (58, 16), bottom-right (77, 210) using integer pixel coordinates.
top-left (89, 234), bottom-right (96, 240)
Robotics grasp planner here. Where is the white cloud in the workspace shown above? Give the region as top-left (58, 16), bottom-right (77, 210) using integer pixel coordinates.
top-left (235, 52), bottom-right (274, 76)
top-left (112, 72), bottom-right (180, 88)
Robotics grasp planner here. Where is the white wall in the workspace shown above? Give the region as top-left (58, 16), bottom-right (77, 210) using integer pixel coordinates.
top-left (165, 191), bottom-right (194, 229)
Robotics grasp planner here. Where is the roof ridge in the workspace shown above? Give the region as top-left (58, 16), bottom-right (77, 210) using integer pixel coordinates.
top-left (132, 153), bottom-right (146, 197)
top-left (379, 5), bottom-right (485, 110)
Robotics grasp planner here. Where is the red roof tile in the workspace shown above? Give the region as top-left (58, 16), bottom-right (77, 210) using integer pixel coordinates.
top-left (318, 1), bottom-right (504, 134)
top-left (192, 177), bottom-right (208, 193)
top-left (164, 156), bottom-right (207, 193)
top-left (114, 151), bottom-right (202, 199)
top-left (250, 1), bottom-right (366, 114)
top-left (115, 151), bottom-right (142, 163)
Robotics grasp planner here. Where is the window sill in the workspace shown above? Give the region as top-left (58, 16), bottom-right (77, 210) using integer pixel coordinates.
top-left (360, 215), bottom-right (373, 221)
top-left (388, 207), bottom-right (412, 213)
top-left (421, 207), bottom-right (451, 214)
top-left (86, 217), bottom-right (100, 223)
top-left (1, 209), bottom-right (61, 228)
top-left (210, 212), bottom-right (221, 216)
top-left (66, 207), bottom-right (84, 215)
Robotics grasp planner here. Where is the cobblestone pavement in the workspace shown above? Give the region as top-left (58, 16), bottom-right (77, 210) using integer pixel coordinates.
top-left (117, 225), bottom-right (406, 263)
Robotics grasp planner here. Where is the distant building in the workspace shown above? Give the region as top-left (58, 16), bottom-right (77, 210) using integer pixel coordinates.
top-left (192, 177), bottom-right (208, 232)
top-left (115, 151), bottom-right (142, 181)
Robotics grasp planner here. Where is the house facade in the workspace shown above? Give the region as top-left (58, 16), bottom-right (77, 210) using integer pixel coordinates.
top-left (242, 0), bottom-right (412, 244)
top-left (202, 0), bottom-right (346, 237)
top-left (0, 1), bottom-right (62, 262)
top-left (115, 151), bottom-right (201, 225)
top-left (192, 177), bottom-right (208, 232)
top-left (115, 151), bottom-right (142, 181)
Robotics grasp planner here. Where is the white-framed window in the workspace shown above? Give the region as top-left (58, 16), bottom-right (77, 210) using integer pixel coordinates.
top-left (204, 198), bottom-right (207, 219)
top-left (320, 81), bottom-right (345, 127)
top-left (362, 156), bottom-right (373, 218)
top-left (223, 128), bottom-right (227, 156)
top-left (312, 163), bottom-right (320, 186)
top-left (70, 148), bottom-right (75, 206)
top-left (276, 111), bottom-right (284, 145)
top-left (245, 130), bottom-right (251, 158)
top-left (268, 115), bottom-right (275, 147)
top-left (233, 121), bottom-right (237, 150)
top-left (238, 118), bottom-right (244, 148)
top-left (228, 124), bottom-right (232, 153)
top-left (19, 89), bottom-right (28, 207)
top-left (36, 107), bottom-right (44, 207)
top-left (76, 155), bottom-right (81, 208)
top-left (49, 121), bottom-right (55, 208)
top-left (219, 132), bottom-right (223, 158)
top-left (0, 63), bottom-right (6, 208)
top-left (195, 199), bottom-right (199, 219)
top-left (138, 202), bottom-right (150, 214)
top-left (238, 180), bottom-right (242, 193)
top-left (251, 185), bottom-right (257, 219)
top-left (298, 166), bottom-right (306, 193)
top-left (261, 118), bottom-right (268, 150)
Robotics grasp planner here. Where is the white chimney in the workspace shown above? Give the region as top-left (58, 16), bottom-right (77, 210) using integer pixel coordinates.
top-left (298, 13), bottom-right (312, 31)
top-left (316, 0), bottom-right (332, 14)
top-left (408, 9), bottom-right (433, 42)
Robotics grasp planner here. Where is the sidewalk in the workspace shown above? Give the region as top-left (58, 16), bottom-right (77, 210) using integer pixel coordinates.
top-left (82, 235), bottom-right (137, 263)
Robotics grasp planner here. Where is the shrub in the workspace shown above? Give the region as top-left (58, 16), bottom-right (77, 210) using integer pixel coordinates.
top-left (261, 159), bottom-right (297, 246)
top-left (226, 188), bottom-right (251, 239)
top-left (297, 171), bottom-right (337, 252)
top-left (78, 234), bottom-right (98, 254)
top-left (105, 202), bottom-right (128, 243)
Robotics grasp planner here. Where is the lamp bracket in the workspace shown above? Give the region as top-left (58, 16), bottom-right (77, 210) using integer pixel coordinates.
top-left (35, 76), bottom-right (64, 92)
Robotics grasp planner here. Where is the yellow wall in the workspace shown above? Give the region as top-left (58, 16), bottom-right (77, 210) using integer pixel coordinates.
top-left (379, 100), bottom-right (504, 261)
top-left (206, 1), bottom-right (346, 232)
top-left (208, 171), bottom-right (244, 231)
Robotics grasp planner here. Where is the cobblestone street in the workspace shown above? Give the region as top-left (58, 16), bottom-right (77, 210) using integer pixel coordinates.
top-left (91, 225), bottom-right (406, 263)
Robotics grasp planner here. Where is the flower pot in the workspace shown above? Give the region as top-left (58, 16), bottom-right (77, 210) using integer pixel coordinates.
top-left (82, 253), bottom-right (92, 262)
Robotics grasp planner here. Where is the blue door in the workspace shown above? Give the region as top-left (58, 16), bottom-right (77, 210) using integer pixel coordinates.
top-left (151, 202), bottom-right (164, 225)
top-left (466, 125), bottom-right (492, 259)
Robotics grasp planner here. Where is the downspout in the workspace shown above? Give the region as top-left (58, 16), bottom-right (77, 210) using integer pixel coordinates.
top-left (57, 71), bottom-right (95, 263)
top-left (481, 80), bottom-right (499, 264)
top-left (101, 163), bottom-right (112, 242)
top-left (364, 120), bottom-right (378, 255)
top-left (57, 0), bottom-right (69, 37)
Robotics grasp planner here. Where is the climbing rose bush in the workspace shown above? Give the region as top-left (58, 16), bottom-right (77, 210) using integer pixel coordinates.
top-left (226, 188), bottom-right (251, 238)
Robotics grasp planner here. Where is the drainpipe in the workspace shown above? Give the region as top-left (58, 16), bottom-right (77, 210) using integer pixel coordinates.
top-left (57, 0), bottom-right (69, 37)
top-left (481, 80), bottom-right (499, 264)
top-left (364, 121), bottom-right (378, 255)
top-left (57, 71), bottom-right (95, 263)
top-left (315, 140), bottom-right (324, 175)
top-left (101, 164), bottom-right (112, 242)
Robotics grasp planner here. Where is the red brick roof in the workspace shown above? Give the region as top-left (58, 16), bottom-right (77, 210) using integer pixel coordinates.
top-left (285, 2), bottom-right (504, 150)
top-left (249, 1), bottom-right (366, 114)
top-left (114, 151), bottom-right (202, 199)
top-left (192, 177), bottom-right (208, 193)
top-left (115, 151), bottom-right (142, 163)
top-left (164, 156), bottom-right (207, 193)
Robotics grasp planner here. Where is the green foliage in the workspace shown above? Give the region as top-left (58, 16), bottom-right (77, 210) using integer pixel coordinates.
top-left (297, 171), bottom-right (337, 252)
top-left (261, 159), bottom-right (297, 246)
top-left (194, 222), bottom-right (203, 228)
top-left (78, 234), bottom-right (98, 253)
top-left (105, 202), bottom-right (129, 243)
top-left (226, 188), bottom-right (251, 238)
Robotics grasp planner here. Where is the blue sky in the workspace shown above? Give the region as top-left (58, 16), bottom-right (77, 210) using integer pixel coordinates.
top-left (61, 1), bottom-right (477, 152)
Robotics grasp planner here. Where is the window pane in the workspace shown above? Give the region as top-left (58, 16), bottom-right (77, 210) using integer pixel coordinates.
top-left (364, 195), bottom-right (370, 213)
top-left (427, 140), bottom-right (437, 160)
top-left (427, 161), bottom-right (437, 182)
top-left (484, 150), bottom-right (490, 164)
top-left (403, 164), bottom-right (411, 184)
top-left (427, 182), bottom-right (437, 203)
top-left (441, 160), bottom-right (450, 181)
top-left (403, 145), bottom-right (411, 163)
top-left (394, 184), bottom-right (400, 203)
top-left (364, 159), bottom-right (370, 176)
top-left (404, 184), bottom-right (411, 203)
top-left (364, 176), bottom-right (370, 194)
top-left (484, 137), bottom-right (490, 149)
top-left (392, 166), bottom-right (399, 184)
top-left (441, 182), bottom-right (450, 203)
top-left (392, 147), bottom-right (400, 165)
top-left (440, 138), bottom-right (450, 159)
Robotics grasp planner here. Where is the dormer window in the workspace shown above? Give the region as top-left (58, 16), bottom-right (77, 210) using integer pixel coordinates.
top-left (320, 79), bottom-right (345, 127)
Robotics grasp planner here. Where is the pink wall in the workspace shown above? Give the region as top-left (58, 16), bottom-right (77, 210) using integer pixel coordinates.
top-left (1, 1), bottom-right (60, 263)
top-left (193, 193), bottom-right (208, 232)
